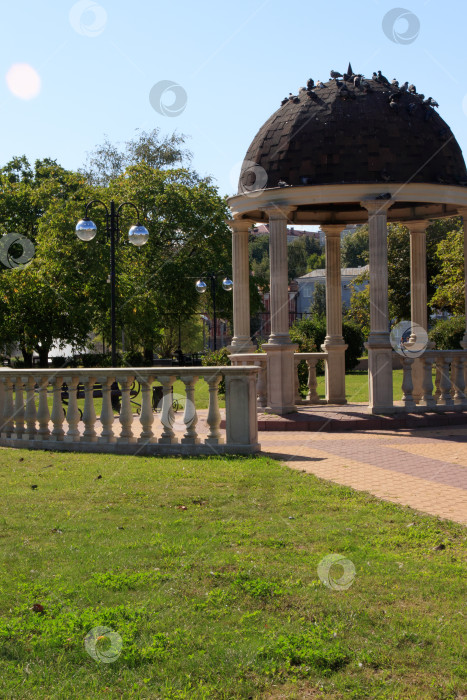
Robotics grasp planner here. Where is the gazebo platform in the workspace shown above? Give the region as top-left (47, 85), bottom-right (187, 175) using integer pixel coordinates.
top-left (253, 404), bottom-right (467, 432)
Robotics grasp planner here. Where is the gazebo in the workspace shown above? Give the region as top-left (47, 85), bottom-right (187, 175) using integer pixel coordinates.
top-left (227, 66), bottom-right (467, 414)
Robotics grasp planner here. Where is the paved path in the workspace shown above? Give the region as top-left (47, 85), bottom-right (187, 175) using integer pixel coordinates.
top-left (259, 427), bottom-right (467, 525)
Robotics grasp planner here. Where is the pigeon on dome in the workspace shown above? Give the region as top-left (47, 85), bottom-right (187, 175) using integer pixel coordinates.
top-left (307, 78), bottom-right (315, 89)
top-left (330, 70), bottom-right (343, 79)
top-left (409, 84), bottom-right (417, 94)
top-left (391, 78), bottom-right (399, 88)
top-left (377, 70), bottom-right (390, 85)
top-left (400, 81), bottom-right (409, 92)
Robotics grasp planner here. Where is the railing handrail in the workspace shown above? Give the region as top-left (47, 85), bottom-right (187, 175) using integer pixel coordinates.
top-left (0, 366), bottom-right (255, 377)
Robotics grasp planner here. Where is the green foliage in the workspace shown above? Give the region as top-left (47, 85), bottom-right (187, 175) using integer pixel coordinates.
top-left (82, 129), bottom-right (192, 187)
top-left (346, 270), bottom-right (370, 340)
top-left (307, 251), bottom-right (325, 271)
top-left (290, 316), bottom-right (363, 372)
top-left (341, 225), bottom-right (369, 267)
top-left (257, 627), bottom-right (350, 676)
top-left (308, 281), bottom-right (326, 318)
top-left (431, 227), bottom-right (464, 314)
top-left (428, 316), bottom-right (465, 349)
top-left (249, 233), bottom-right (324, 286)
top-left (201, 347), bottom-right (231, 393)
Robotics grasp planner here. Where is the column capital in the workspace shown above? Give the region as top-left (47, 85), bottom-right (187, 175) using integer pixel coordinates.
top-left (321, 224), bottom-right (343, 237)
top-left (360, 197), bottom-right (394, 214)
top-left (228, 218), bottom-right (255, 234)
top-left (407, 220), bottom-right (428, 235)
top-left (259, 203), bottom-right (297, 221)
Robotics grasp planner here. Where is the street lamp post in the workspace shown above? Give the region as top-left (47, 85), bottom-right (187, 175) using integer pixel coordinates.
top-left (75, 200), bottom-right (149, 366)
top-left (195, 273), bottom-right (233, 350)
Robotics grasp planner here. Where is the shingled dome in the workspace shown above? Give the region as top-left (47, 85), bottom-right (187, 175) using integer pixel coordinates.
top-left (239, 71), bottom-right (467, 193)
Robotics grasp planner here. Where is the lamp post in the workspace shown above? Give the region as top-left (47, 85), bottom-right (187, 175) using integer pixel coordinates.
top-left (75, 200), bottom-right (149, 366)
top-left (195, 273), bottom-right (233, 350)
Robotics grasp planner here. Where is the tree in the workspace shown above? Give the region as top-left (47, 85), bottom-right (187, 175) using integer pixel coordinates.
top-left (0, 159), bottom-right (97, 365)
top-left (430, 220), bottom-right (464, 314)
top-left (309, 281), bottom-right (326, 318)
top-left (82, 129), bottom-right (192, 187)
top-left (341, 226), bottom-right (369, 267)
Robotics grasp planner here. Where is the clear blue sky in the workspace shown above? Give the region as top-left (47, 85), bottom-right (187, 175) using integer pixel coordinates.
top-left (1, 0), bottom-right (466, 198)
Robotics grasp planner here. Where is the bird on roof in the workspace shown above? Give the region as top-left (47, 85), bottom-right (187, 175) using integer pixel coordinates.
top-left (281, 97), bottom-right (288, 106)
top-left (307, 78), bottom-right (315, 89)
top-left (389, 97), bottom-right (399, 109)
top-left (353, 75), bottom-right (362, 88)
top-left (377, 70), bottom-right (390, 85)
top-left (400, 81), bottom-right (409, 92)
top-left (316, 80), bottom-right (326, 88)
top-left (361, 80), bottom-right (371, 90)
top-left (425, 97), bottom-right (439, 107)
top-left (372, 72), bottom-right (379, 81)
top-left (409, 84), bottom-right (416, 93)
top-left (407, 102), bottom-right (417, 114)
top-left (330, 70), bottom-right (343, 79)
top-left (391, 78), bottom-right (399, 88)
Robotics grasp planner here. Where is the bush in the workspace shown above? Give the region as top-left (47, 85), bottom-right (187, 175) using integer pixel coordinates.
top-left (201, 347), bottom-right (231, 394)
top-left (429, 316), bottom-right (465, 349)
top-left (290, 316), bottom-right (364, 397)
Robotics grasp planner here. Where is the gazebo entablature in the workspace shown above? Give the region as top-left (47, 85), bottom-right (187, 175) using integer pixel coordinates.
top-left (227, 183), bottom-right (467, 415)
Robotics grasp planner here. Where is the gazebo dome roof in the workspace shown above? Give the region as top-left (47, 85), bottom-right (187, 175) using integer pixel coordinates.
top-left (239, 68), bottom-right (467, 194)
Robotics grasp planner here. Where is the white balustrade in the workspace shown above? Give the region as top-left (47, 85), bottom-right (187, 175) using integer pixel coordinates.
top-left (396, 350), bottom-right (467, 412)
top-left (0, 367), bottom-right (259, 455)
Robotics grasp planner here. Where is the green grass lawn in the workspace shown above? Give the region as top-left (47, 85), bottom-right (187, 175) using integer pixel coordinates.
top-left (316, 370), bottom-right (406, 404)
top-left (0, 449), bottom-right (465, 698)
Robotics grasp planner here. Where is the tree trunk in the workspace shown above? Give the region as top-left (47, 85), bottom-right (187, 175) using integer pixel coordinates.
top-left (143, 347), bottom-right (153, 365)
top-left (38, 347), bottom-right (49, 368)
top-left (21, 347), bottom-right (33, 368)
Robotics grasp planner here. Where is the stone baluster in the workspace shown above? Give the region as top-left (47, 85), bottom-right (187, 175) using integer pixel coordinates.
top-left (205, 374), bottom-right (224, 445)
top-left (294, 357), bottom-right (301, 404)
top-left (158, 375), bottom-right (178, 445)
top-left (256, 358), bottom-right (268, 408)
top-left (24, 376), bottom-right (37, 440)
top-left (434, 362), bottom-right (441, 402)
top-left (451, 356), bottom-right (466, 406)
top-left (419, 354), bottom-right (436, 408)
top-left (82, 375), bottom-right (97, 442)
top-left (64, 376), bottom-right (80, 442)
top-left (50, 375), bottom-right (65, 441)
top-left (437, 356), bottom-right (454, 406)
top-left (13, 376), bottom-right (25, 438)
top-left (400, 358), bottom-right (416, 410)
top-left (98, 376), bottom-right (117, 444)
top-left (138, 376), bottom-right (155, 443)
top-left (181, 375), bottom-right (200, 445)
top-left (36, 376), bottom-right (51, 440)
top-left (1, 376), bottom-right (14, 437)
top-left (119, 376), bottom-right (136, 444)
top-left (306, 358), bottom-right (320, 404)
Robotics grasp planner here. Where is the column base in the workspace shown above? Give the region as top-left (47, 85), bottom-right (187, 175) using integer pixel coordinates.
top-left (263, 343), bottom-right (298, 414)
top-left (228, 339), bottom-right (256, 354)
top-left (321, 340), bottom-right (347, 404)
top-left (365, 338), bottom-right (395, 413)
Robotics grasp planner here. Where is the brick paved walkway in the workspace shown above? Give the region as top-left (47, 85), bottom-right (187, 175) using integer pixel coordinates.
top-left (259, 427), bottom-right (467, 525)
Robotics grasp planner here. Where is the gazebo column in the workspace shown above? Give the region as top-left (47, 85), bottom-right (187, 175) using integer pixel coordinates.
top-left (361, 199), bottom-right (395, 413)
top-left (460, 209), bottom-right (467, 352)
top-left (321, 225), bottom-right (347, 404)
top-left (229, 218), bottom-right (255, 353)
top-left (262, 205), bottom-right (298, 414)
top-left (408, 221), bottom-right (429, 401)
